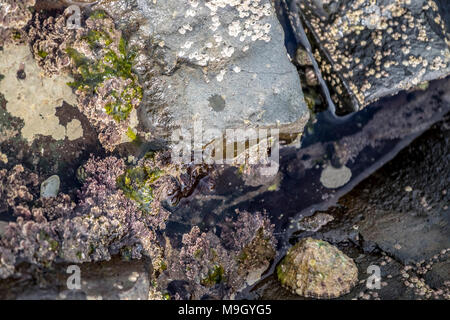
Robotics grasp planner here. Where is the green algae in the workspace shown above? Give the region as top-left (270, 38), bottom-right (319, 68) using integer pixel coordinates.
top-left (37, 50), bottom-right (48, 59)
top-left (116, 165), bottom-right (163, 213)
top-left (201, 265), bottom-right (225, 286)
top-left (126, 127), bottom-right (138, 141)
top-left (90, 10), bottom-right (108, 20)
top-left (66, 19), bottom-right (142, 123)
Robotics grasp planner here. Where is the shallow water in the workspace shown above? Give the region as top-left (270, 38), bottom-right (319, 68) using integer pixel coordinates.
top-left (162, 1), bottom-right (450, 296)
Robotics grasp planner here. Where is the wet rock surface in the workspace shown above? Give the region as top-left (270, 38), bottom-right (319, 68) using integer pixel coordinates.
top-left (254, 114), bottom-right (450, 300)
top-left (166, 76), bottom-right (450, 243)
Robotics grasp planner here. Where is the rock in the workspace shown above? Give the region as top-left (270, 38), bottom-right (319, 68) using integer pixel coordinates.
top-left (294, 0), bottom-right (450, 112)
top-left (319, 164), bottom-right (352, 189)
top-left (355, 116), bottom-right (450, 264)
top-left (166, 77), bottom-right (450, 241)
top-left (95, 0), bottom-right (310, 151)
top-left (0, 256), bottom-right (151, 300)
top-left (40, 175), bottom-right (60, 198)
top-left (424, 259), bottom-right (450, 290)
top-left (0, 45), bottom-right (79, 144)
top-left (296, 212), bottom-right (334, 232)
top-left (69, 257), bottom-right (151, 300)
top-left (277, 238), bottom-right (358, 298)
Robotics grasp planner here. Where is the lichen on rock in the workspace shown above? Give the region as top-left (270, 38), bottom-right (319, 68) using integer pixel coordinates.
top-left (0, 44), bottom-right (80, 143)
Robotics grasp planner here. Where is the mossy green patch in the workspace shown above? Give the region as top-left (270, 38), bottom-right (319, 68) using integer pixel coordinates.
top-left (12, 31), bottom-right (21, 40)
top-left (37, 50), bottom-right (48, 59)
top-left (276, 264), bottom-right (287, 285)
top-left (66, 24), bottom-right (142, 123)
top-left (116, 165), bottom-right (163, 213)
top-left (201, 265), bottom-right (225, 286)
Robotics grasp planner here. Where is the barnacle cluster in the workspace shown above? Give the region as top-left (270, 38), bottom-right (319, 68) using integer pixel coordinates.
top-left (299, 0), bottom-right (450, 111)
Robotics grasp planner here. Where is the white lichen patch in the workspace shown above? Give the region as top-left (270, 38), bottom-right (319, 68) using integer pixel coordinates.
top-left (0, 45), bottom-right (81, 143)
top-left (320, 164), bottom-right (352, 189)
top-left (66, 119), bottom-right (83, 141)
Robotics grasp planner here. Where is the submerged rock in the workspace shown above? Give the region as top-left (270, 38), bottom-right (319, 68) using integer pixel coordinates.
top-left (296, 212), bottom-right (334, 232)
top-left (353, 115), bottom-right (450, 265)
top-left (0, 256), bottom-right (151, 300)
top-left (293, 0), bottom-right (450, 112)
top-left (277, 238), bottom-right (358, 298)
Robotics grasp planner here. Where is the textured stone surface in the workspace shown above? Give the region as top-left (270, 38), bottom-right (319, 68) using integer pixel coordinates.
top-left (0, 256), bottom-right (151, 300)
top-left (94, 0), bottom-right (309, 149)
top-left (354, 115), bottom-right (450, 265)
top-left (425, 259), bottom-right (450, 290)
top-left (0, 45), bottom-right (79, 143)
top-left (295, 0), bottom-right (450, 112)
top-left (254, 117), bottom-right (450, 300)
top-left (277, 237), bottom-right (358, 298)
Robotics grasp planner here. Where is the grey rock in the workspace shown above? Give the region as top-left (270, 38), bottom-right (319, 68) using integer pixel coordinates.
top-left (292, 0), bottom-right (450, 112)
top-left (358, 210), bottom-right (450, 265)
top-left (40, 175), bottom-right (60, 198)
top-left (354, 115), bottom-right (450, 264)
top-left (424, 259), bottom-right (450, 290)
top-left (296, 212), bottom-right (334, 232)
top-left (72, 257), bottom-right (151, 300)
top-left (0, 256), bottom-right (151, 300)
top-left (95, 0), bottom-right (309, 150)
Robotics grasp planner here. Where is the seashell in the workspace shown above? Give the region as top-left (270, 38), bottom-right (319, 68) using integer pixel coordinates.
top-left (277, 237), bottom-right (358, 298)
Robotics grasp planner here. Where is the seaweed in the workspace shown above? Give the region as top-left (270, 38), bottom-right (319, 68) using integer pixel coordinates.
top-left (66, 25), bottom-right (142, 122)
top-left (116, 165), bottom-right (163, 214)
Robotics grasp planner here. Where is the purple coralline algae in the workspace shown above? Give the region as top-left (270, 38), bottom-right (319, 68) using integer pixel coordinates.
top-left (157, 210), bottom-right (277, 299)
top-left (0, 156), bottom-right (168, 279)
top-left (0, 0), bottom-right (35, 46)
